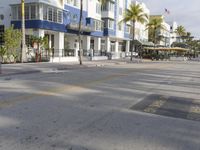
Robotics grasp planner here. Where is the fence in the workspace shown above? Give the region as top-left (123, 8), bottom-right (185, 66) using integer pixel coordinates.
top-left (83, 49), bottom-right (107, 57)
top-left (26, 48), bottom-right (76, 62)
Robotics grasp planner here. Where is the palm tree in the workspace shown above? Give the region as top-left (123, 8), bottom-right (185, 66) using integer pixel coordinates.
top-left (100, 0), bottom-right (108, 4)
top-left (175, 25), bottom-right (186, 42)
top-left (184, 32), bottom-right (193, 42)
top-left (121, 3), bottom-right (148, 61)
top-left (78, 0), bottom-right (83, 65)
top-left (146, 17), bottom-right (164, 47)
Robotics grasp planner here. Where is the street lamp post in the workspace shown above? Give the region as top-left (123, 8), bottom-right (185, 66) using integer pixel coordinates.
top-left (21, 0), bottom-right (26, 62)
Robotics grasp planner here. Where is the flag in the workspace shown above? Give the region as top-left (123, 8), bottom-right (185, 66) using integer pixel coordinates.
top-left (165, 8), bottom-right (170, 14)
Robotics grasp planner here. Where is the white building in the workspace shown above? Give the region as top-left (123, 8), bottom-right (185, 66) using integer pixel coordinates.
top-left (168, 21), bottom-right (178, 45)
top-left (0, 0), bottom-right (150, 62)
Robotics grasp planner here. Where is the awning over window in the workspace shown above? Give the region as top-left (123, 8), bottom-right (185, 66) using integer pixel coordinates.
top-left (133, 40), bottom-right (154, 46)
top-left (144, 47), bottom-right (189, 52)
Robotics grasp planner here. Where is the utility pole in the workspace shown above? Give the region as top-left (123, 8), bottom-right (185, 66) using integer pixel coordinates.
top-left (21, 0), bottom-right (26, 62)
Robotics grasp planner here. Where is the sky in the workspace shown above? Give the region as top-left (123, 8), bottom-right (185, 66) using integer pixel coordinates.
top-left (137, 0), bottom-right (200, 39)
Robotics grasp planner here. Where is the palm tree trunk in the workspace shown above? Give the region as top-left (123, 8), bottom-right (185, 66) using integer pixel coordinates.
top-left (78, 0), bottom-right (83, 65)
top-left (154, 27), bottom-right (156, 48)
top-left (131, 20), bottom-right (136, 61)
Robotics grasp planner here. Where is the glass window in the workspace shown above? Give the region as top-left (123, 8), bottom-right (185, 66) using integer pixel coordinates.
top-left (101, 3), bottom-right (107, 11)
top-left (101, 40), bottom-right (105, 51)
top-left (53, 8), bottom-right (57, 22)
top-left (118, 23), bottom-right (122, 31)
top-left (72, 14), bottom-right (78, 22)
top-left (94, 20), bottom-right (101, 31)
top-left (58, 10), bottom-right (63, 23)
top-left (25, 5), bottom-right (30, 20)
top-left (25, 35), bottom-right (32, 47)
top-left (48, 7), bottom-right (53, 21)
top-left (119, 7), bottom-right (122, 15)
top-left (0, 25), bottom-right (4, 46)
top-left (126, 25), bottom-right (131, 33)
top-left (30, 5), bottom-right (36, 19)
top-left (12, 6), bottom-right (18, 20)
top-left (74, 0), bottom-right (78, 7)
top-left (18, 6), bottom-right (22, 20)
top-left (43, 5), bottom-right (48, 20)
top-left (108, 19), bottom-right (114, 29)
top-left (96, 3), bottom-right (101, 14)
top-left (109, 2), bottom-right (114, 12)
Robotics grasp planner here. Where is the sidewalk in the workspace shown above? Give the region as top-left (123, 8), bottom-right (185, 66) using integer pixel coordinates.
top-left (0, 58), bottom-right (151, 76)
top-left (0, 62), bottom-right (89, 76)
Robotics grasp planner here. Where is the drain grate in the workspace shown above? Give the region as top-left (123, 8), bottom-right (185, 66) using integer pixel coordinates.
top-left (130, 94), bottom-right (200, 122)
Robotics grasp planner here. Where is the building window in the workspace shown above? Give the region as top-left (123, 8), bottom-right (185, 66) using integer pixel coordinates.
top-left (109, 2), bottom-right (114, 12)
top-left (101, 40), bottom-right (105, 51)
top-left (66, 0), bottom-right (79, 7)
top-left (12, 6), bottom-right (18, 20)
top-left (74, 0), bottom-right (79, 7)
top-left (48, 7), bottom-right (53, 21)
top-left (0, 25), bottom-right (4, 46)
top-left (119, 7), bottom-right (122, 15)
top-left (11, 4), bottom-right (39, 20)
top-left (58, 10), bottom-right (63, 23)
top-left (18, 6), bottom-right (22, 20)
top-left (96, 3), bottom-right (101, 14)
top-left (108, 19), bottom-right (114, 29)
top-left (43, 5), bottom-right (48, 20)
top-left (25, 5), bottom-right (30, 20)
top-left (126, 25), bottom-right (131, 33)
top-left (43, 4), bottom-right (62, 23)
top-left (94, 20), bottom-right (102, 31)
top-left (30, 5), bottom-right (36, 19)
top-left (72, 14), bottom-right (78, 22)
top-left (53, 8), bottom-right (57, 22)
top-left (25, 35), bottom-right (32, 47)
top-left (118, 23), bottom-right (122, 31)
top-left (101, 3), bottom-right (107, 11)
top-left (110, 41), bottom-right (115, 52)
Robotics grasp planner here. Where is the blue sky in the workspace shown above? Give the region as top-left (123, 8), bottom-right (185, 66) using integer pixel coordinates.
top-left (137, 0), bottom-right (200, 39)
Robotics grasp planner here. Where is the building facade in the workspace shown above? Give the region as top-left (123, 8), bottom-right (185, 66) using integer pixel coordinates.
top-left (0, 0), bottom-right (150, 62)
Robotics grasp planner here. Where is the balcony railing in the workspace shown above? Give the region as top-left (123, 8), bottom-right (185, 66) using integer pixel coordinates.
top-left (66, 23), bottom-right (95, 32)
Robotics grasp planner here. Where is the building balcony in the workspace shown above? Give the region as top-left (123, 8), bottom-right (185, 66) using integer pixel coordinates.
top-left (101, 11), bottom-right (115, 19)
top-left (66, 22), bottom-right (95, 32)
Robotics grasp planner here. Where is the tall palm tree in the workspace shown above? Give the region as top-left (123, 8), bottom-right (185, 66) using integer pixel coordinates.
top-left (175, 25), bottom-right (186, 42)
top-left (100, 0), bottom-right (108, 4)
top-left (78, 0), bottom-right (83, 65)
top-left (184, 32), bottom-right (193, 42)
top-left (121, 3), bottom-right (148, 61)
top-left (146, 17), bottom-right (164, 47)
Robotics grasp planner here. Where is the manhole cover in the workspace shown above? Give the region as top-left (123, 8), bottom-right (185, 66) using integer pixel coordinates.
top-left (130, 94), bottom-right (200, 122)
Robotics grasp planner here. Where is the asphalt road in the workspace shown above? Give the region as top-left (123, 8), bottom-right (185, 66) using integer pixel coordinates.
top-left (0, 61), bottom-right (200, 150)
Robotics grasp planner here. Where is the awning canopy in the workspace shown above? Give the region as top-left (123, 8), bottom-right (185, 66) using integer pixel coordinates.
top-left (144, 47), bottom-right (190, 52)
top-left (133, 40), bottom-right (154, 46)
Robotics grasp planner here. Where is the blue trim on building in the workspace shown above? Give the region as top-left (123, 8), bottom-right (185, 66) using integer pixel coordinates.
top-left (124, 0), bottom-right (131, 40)
top-left (86, 18), bottom-right (103, 37)
top-left (11, 20), bottom-right (66, 32)
top-left (104, 28), bottom-right (115, 36)
top-left (91, 31), bottom-right (103, 37)
top-left (124, 32), bottom-right (131, 39)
